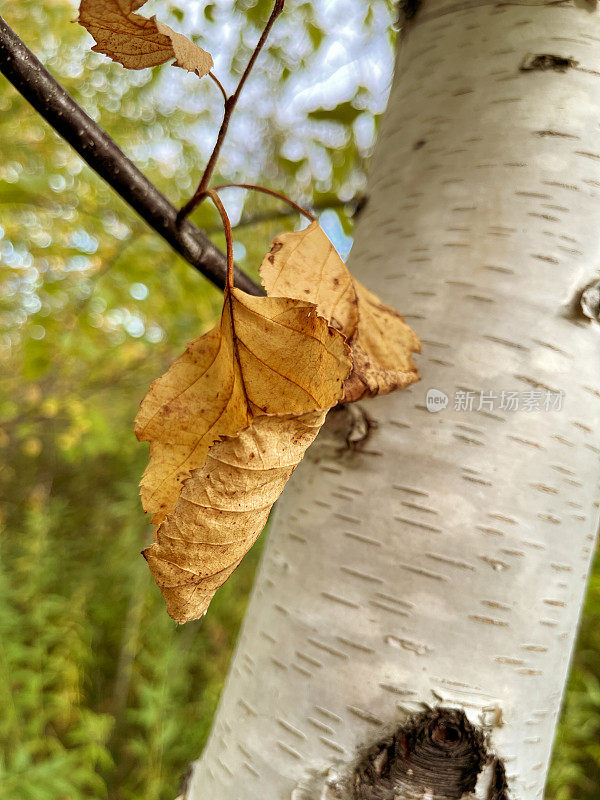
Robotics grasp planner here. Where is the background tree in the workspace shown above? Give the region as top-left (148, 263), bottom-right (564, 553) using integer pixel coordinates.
top-left (0, 0), bottom-right (598, 799)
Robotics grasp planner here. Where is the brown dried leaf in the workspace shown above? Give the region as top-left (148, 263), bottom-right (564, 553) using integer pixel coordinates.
top-left (135, 287), bottom-right (350, 526)
top-left (260, 221), bottom-right (420, 402)
top-left (78, 0), bottom-right (213, 74)
top-left (144, 410), bottom-right (326, 623)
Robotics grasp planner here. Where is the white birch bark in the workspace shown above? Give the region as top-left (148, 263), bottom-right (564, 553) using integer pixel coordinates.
top-left (186, 1), bottom-right (600, 797)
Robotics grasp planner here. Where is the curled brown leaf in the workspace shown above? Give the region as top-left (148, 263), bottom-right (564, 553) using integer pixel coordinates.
top-left (137, 220), bottom-right (418, 622)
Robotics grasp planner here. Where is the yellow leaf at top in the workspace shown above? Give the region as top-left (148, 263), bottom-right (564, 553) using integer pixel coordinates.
top-left (78, 0), bottom-right (213, 75)
top-left (135, 287), bottom-right (351, 526)
top-left (260, 221), bottom-right (421, 403)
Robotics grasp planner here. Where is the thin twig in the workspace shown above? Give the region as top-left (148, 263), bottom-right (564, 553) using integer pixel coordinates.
top-left (0, 15), bottom-right (262, 296)
top-left (204, 195), bottom-right (363, 233)
top-left (177, 0), bottom-right (285, 223)
top-left (212, 183), bottom-right (316, 221)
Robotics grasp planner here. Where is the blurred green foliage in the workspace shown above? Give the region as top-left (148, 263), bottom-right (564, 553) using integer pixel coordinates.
top-left (547, 559), bottom-right (600, 799)
top-left (0, 0), bottom-right (597, 798)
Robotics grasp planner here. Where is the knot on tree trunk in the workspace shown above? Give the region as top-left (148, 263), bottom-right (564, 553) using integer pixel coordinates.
top-left (353, 708), bottom-right (507, 800)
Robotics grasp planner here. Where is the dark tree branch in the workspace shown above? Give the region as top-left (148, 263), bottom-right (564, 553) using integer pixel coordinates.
top-left (0, 15), bottom-right (263, 296)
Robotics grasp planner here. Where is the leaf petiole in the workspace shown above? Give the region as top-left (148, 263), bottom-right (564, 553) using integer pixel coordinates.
top-left (200, 189), bottom-right (234, 290)
top-left (207, 71), bottom-right (228, 105)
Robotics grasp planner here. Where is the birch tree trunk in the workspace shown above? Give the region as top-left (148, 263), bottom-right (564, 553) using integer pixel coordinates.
top-left (185, 1), bottom-right (600, 797)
